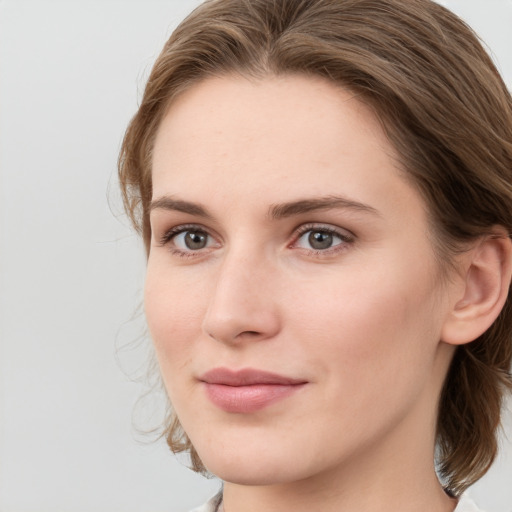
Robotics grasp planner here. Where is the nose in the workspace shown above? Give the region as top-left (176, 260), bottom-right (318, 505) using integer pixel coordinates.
top-left (202, 250), bottom-right (281, 345)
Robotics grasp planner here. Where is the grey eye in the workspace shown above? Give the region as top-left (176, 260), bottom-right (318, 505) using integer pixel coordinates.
top-left (295, 229), bottom-right (345, 251)
top-left (174, 230), bottom-right (210, 250)
top-left (308, 231), bottom-right (334, 250)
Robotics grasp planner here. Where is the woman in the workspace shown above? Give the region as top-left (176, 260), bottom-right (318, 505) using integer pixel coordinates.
top-left (118, 1), bottom-right (512, 510)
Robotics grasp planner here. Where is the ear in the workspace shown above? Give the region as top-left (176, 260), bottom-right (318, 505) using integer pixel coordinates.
top-left (441, 230), bottom-right (512, 346)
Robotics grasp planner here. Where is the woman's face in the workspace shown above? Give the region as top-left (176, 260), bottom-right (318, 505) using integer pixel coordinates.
top-left (146, 75), bottom-right (456, 485)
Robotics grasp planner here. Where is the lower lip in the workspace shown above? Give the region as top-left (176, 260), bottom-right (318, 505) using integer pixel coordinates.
top-left (203, 383), bottom-right (305, 413)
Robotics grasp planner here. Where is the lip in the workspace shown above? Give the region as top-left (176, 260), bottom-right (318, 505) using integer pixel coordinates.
top-left (199, 368), bottom-right (307, 413)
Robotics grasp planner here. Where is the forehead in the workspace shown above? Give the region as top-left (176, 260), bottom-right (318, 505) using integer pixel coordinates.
top-left (151, 74), bottom-right (423, 226)
top-left (153, 75), bottom-right (392, 154)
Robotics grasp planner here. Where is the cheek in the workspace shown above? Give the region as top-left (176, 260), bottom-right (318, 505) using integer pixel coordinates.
top-left (280, 270), bottom-right (441, 459)
top-left (144, 266), bottom-right (212, 413)
top-left (144, 264), bottom-right (207, 367)
top-left (288, 260), bottom-right (440, 390)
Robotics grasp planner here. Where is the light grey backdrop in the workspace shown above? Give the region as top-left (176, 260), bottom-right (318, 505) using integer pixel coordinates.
top-left (0, 1), bottom-right (511, 511)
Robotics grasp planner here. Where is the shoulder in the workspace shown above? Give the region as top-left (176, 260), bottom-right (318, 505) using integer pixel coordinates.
top-left (454, 494), bottom-right (486, 512)
top-left (189, 493), bottom-right (223, 512)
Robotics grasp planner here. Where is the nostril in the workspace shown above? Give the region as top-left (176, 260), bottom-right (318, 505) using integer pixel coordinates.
top-left (238, 330), bottom-right (261, 338)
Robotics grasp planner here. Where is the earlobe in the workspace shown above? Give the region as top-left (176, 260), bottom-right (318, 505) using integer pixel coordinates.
top-left (441, 231), bottom-right (512, 346)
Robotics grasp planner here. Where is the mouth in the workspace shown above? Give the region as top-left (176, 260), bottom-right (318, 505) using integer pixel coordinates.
top-left (199, 367), bottom-right (308, 413)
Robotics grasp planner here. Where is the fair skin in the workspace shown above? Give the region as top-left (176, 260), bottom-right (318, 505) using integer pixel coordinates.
top-left (146, 75), bottom-right (510, 512)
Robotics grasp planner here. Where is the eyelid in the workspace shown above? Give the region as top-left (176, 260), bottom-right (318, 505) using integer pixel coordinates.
top-left (157, 223), bottom-right (220, 254)
top-left (292, 222), bottom-right (354, 239)
top-left (290, 222), bottom-right (355, 252)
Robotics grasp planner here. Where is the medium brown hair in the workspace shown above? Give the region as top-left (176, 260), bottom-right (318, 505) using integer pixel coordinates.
top-left (118, 0), bottom-right (512, 494)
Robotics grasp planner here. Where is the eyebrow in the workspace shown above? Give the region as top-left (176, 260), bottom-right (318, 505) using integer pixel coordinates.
top-left (149, 196), bottom-right (212, 218)
top-left (269, 196), bottom-right (380, 219)
top-left (149, 195), bottom-right (380, 219)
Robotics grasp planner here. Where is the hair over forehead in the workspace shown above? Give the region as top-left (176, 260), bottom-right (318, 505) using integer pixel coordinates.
top-left (118, 0), bottom-right (512, 495)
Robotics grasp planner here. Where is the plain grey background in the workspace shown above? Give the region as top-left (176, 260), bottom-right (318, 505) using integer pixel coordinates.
top-left (0, 1), bottom-right (511, 511)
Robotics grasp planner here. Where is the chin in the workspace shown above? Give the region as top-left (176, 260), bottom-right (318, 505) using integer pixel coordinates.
top-left (190, 434), bottom-right (304, 485)
top-left (193, 430), bottom-right (341, 487)
top-left (203, 456), bottom-right (302, 486)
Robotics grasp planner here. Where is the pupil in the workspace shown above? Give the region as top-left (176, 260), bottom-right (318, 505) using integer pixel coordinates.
top-left (309, 231), bottom-right (333, 250)
top-left (185, 231), bottom-right (207, 250)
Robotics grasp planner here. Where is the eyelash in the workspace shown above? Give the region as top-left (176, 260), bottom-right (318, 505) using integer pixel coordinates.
top-left (158, 224), bottom-right (215, 259)
top-left (158, 223), bottom-right (355, 258)
top-left (291, 223), bottom-right (354, 256)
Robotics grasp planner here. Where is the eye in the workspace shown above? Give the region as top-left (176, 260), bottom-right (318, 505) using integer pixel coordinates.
top-left (293, 225), bottom-right (353, 252)
top-left (159, 225), bottom-right (218, 255)
top-left (174, 229), bottom-right (211, 250)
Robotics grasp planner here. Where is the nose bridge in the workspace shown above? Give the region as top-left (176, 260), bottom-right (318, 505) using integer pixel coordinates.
top-left (202, 244), bottom-right (280, 344)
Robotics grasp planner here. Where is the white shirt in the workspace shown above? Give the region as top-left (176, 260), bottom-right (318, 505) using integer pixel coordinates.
top-left (455, 494), bottom-right (486, 512)
top-left (190, 492), bottom-right (485, 512)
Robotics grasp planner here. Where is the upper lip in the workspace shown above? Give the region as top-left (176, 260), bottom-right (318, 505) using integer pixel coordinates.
top-left (199, 367), bottom-right (307, 386)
